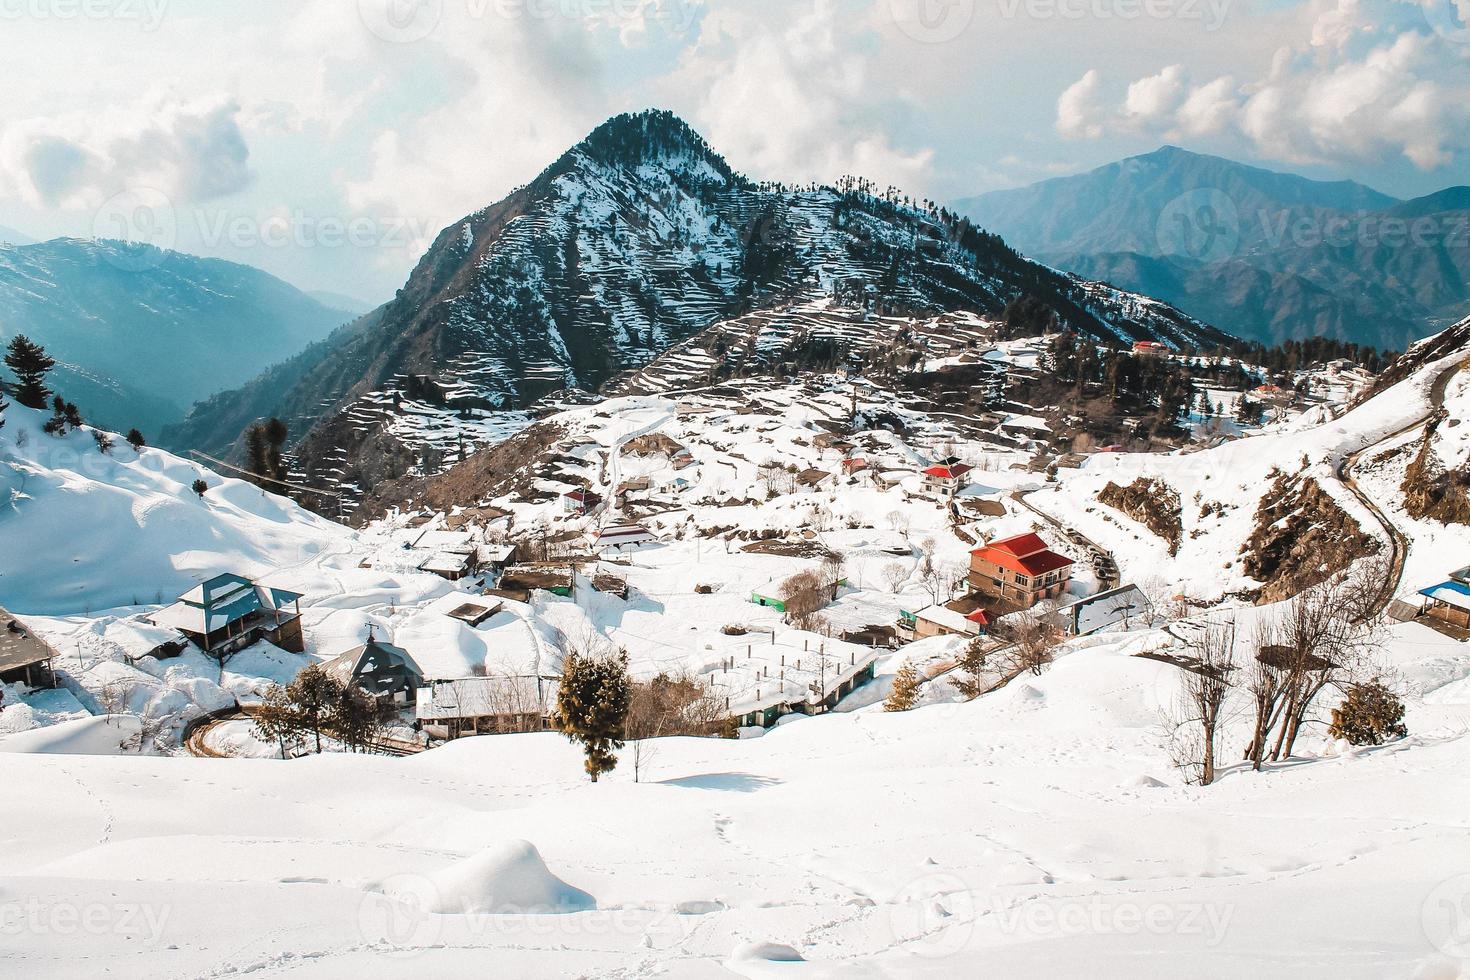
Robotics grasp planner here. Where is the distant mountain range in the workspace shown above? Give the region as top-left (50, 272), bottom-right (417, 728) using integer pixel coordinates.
top-left (0, 239), bottom-right (351, 436)
top-left (956, 146), bottom-right (1470, 350)
top-left (168, 110), bottom-right (1229, 502)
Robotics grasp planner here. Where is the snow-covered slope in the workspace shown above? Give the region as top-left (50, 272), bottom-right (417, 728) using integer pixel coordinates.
top-left (0, 404), bottom-right (347, 615)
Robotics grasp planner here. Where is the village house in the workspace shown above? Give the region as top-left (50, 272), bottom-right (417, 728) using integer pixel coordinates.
top-left (561, 488), bottom-right (598, 515)
top-left (969, 532), bottom-right (1075, 609)
top-left (1133, 340), bottom-right (1168, 355)
top-left (796, 468), bottom-right (832, 489)
top-left (410, 528), bottom-right (484, 582)
top-left (589, 522), bottom-right (659, 554)
top-left (841, 457), bottom-right (868, 475)
top-left (920, 458), bottom-right (973, 497)
top-left (150, 573), bottom-right (305, 655)
top-left (1419, 567), bottom-right (1470, 629)
top-left (701, 634), bottom-right (880, 729)
top-left (1060, 584), bottom-right (1151, 635)
top-left (0, 610), bottom-right (59, 689)
top-left (900, 603), bottom-right (989, 640)
top-left (416, 675), bottom-right (556, 740)
top-left (321, 634), bottom-right (425, 705)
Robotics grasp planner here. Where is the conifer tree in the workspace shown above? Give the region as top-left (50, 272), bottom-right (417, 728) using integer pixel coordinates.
top-left (884, 661), bottom-right (921, 712)
top-left (3, 335), bottom-right (55, 409)
top-left (126, 429), bottom-right (146, 450)
top-left (554, 649), bottom-right (632, 782)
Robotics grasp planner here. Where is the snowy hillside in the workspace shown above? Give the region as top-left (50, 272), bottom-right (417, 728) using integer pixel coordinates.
top-left (4, 327), bottom-right (1470, 976)
top-left (169, 111), bottom-right (1230, 503)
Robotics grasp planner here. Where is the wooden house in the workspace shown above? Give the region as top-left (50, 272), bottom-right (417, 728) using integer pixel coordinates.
top-left (321, 636), bottom-right (424, 705)
top-left (0, 610), bottom-right (59, 689)
top-left (150, 574), bottom-right (304, 655)
top-left (589, 523), bottom-right (659, 554)
top-left (416, 676), bottom-right (556, 740)
top-left (969, 533), bottom-right (1074, 609)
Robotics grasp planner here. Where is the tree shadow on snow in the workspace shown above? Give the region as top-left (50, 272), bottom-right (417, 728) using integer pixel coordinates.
top-left (656, 772), bottom-right (782, 792)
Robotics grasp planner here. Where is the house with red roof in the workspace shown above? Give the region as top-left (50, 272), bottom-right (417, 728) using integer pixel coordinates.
top-left (969, 532), bottom-right (1075, 609)
top-left (919, 458), bottom-right (973, 497)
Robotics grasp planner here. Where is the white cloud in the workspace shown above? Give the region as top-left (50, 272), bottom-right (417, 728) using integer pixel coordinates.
top-left (1124, 65), bottom-right (1189, 124)
top-left (1057, 70), bottom-right (1108, 140)
top-left (1054, 0), bottom-right (1470, 171)
top-left (0, 94), bottom-right (252, 210)
top-left (667, 0), bottom-right (935, 193)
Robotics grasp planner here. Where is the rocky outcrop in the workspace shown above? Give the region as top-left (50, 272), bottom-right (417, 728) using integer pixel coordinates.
top-left (1099, 477), bottom-right (1183, 555)
top-left (1241, 473), bottom-right (1378, 602)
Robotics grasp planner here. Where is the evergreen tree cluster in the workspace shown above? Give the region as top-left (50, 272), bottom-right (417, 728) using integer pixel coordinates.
top-left (1041, 332), bottom-right (1196, 432)
top-left (252, 664), bottom-right (395, 758)
top-left (245, 417), bottom-right (290, 485)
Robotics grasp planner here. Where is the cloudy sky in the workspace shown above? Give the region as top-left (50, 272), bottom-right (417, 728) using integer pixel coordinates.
top-left (0, 0), bottom-right (1466, 303)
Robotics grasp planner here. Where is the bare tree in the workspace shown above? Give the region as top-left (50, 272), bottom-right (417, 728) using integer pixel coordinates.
top-left (1177, 620), bottom-right (1239, 785)
top-left (997, 606), bottom-right (1061, 676)
top-left (821, 550), bottom-right (846, 601)
top-left (625, 672), bottom-right (732, 782)
top-left (781, 569), bottom-right (829, 629)
top-left (882, 561), bottom-right (909, 592)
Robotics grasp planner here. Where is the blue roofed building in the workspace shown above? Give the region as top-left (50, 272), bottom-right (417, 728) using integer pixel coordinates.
top-left (1418, 567), bottom-right (1470, 630)
top-left (149, 573), bottom-right (305, 656)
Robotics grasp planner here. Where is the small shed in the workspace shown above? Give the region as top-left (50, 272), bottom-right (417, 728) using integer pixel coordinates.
top-left (1419, 579), bottom-right (1470, 629)
top-left (0, 611), bottom-right (58, 689)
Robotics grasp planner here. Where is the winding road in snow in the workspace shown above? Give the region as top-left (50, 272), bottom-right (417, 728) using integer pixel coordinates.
top-left (1335, 354), bottom-right (1465, 618)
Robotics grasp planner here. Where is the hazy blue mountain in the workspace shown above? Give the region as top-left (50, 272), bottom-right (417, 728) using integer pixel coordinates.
top-left (957, 147), bottom-right (1470, 349)
top-left (0, 239), bottom-right (350, 436)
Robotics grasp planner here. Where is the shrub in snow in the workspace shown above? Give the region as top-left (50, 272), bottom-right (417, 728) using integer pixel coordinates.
top-left (1329, 678), bottom-right (1408, 746)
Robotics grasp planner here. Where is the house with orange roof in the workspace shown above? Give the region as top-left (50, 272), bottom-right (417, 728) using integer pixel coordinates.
top-left (969, 532), bottom-right (1075, 609)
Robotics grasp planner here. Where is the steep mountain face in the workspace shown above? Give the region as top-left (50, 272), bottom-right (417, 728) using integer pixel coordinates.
top-left (0, 239), bottom-right (350, 435)
top-left (170, 111), bottom-right (1230, 501)
top-left (955, 147), bottom-right (1470, 350)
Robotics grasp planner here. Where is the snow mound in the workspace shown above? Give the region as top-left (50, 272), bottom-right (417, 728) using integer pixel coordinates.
top-left (729, 942), bottom-right (806, 962)
top-left (398, 841), bottom-right (595, 915)
top-left (0, 715), bottom-right (140, 755)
